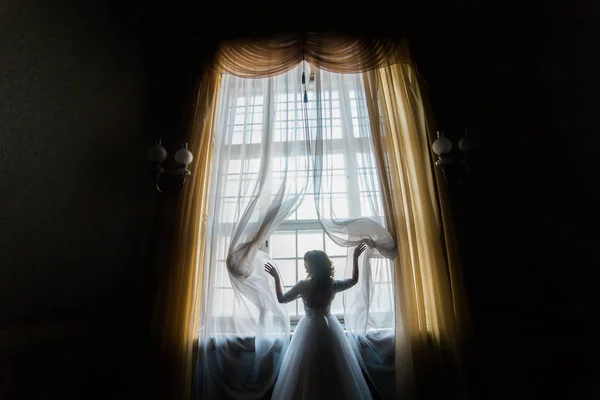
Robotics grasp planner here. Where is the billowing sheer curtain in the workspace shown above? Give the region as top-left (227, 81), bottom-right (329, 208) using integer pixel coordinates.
top-left (310, 69), bottom-right (403, 397)
top-left (198, 65), bottom-right (313, 399)
top-left (197, 63), bottom-right (409, 399)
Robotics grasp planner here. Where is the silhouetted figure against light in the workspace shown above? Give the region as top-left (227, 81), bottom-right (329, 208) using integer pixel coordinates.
top-left (264, 243), bottom-right (373, 399)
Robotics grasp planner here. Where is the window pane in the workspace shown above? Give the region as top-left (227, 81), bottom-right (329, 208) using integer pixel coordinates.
top-left (271, 172), bottom-right (284, 191)
top-left (289, 156), bottom-right (308, 171)
top-left (325, 235), bottom-right (348, 257)
top-left (297, 262), bottom-right (307, 282)
top-left (371, 259), bottom-right (393, 283)
top-left (214, 288), bottom-right (235, 315)
top-left (372, 283), bottom-right (393, 312)
top-left (249, 130), bottom-right (262, 144)
top-left (214, 261), bottom-right (232, 288)
top-left (325, 154), bottom-right (345, 169)
top-left (274, 259), bottom-right (297, 286)
top-left (318, 195), bottom-right (349, 219)
top-left (322, 170), bottom-right (347, 193)
top-left (329, 257), bottom-right (347, 279)
top-left (224, 178), bottom-right (238, 197)
top-left (331, 293), bottom-right (344, 315)
top-left (229, 125), bottom-right (244, 144)
top-left (359, 195), bottom-right (376, 217)
top-left (296, 195), bottom-right (317, 220)
top-left (228, 159), bottom-right (241, 174)
top-left (356, 152), bottom-right (376, 167)
top-left (285, 299), bottom-right (297, 316)
top-left (360, 193), bottom-right (383, 217)
top-left (332, 125), bottom-right (342, 138)
top-left (283, 285), bottom-right (297, 316)
top-left (296, 299), bottom-right (305, 316)
top-left (216, 237), bottom-right (230, 261)
top-left (292, 172), bottom-right (310, 194)
top-left (243, 159), bottom-right (261, 173)
top-left (270, 231), bottom-right (296, 258)
top-left (297, 230), bottom-right (324, 257)
top-left (288, 128), bottom-right (302, 142)
top-left (358, 172), bottom-right (379, 192)
top-left (234, 114), bottom-right (245, 125)
top-left (223, 199), bottom-right (237, 223)
top-left (275, 110), bottom-right (286, 120)
top-left (350, 99), bottom-right (358, 115)
top-left (272, 157), bottom-right (285, 172)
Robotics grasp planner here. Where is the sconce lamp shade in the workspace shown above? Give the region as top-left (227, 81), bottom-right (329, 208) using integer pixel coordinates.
top-left (175, 148), bottom-right (194, 165)
top-left (148, 143), bottom-right (168, 162)
top-left (432, 132), bottom-right (452, 155)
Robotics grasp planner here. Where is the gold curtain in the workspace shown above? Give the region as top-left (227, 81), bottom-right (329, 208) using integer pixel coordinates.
top-left (214, 33), bottom-right (409, 78)
top-left (363, 63), bottom-right (471, 398)
top-left (152, 69), bottom-right (221, 400)
top-left (152, 33), bottom-right (470, 399)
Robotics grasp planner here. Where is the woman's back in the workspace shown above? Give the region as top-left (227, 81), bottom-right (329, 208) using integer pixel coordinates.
top-left (265, 244), bottom-right (372, 399)
top-left (299, 278), bottom-right (358, 309)
top-left (273, 282), bottom-right (372, 399)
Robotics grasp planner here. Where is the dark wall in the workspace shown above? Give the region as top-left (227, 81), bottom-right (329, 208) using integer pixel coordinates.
top-left (0, 0), bottom-right (156, 397)
top-left (422, 2), bottom-right (599, 398)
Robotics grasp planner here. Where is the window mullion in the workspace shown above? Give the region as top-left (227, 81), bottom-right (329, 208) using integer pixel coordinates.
top-left (339, 79), bottom-right (361, 216)
top-left (259, 80), bottom-right (274, 253)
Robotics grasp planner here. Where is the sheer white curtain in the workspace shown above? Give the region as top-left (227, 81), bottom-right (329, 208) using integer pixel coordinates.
top-left (198, 64), bottom-right (410, 399)
top-left (199, 64), bottom-right (313, 399)
top-left (311, 70), bottom-right (403, 396)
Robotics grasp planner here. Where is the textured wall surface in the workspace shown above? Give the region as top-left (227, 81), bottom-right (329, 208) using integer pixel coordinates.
top-left (0, 1), bottom-right (157, 397)
top-left (0, 0), bottom-right (155, 331)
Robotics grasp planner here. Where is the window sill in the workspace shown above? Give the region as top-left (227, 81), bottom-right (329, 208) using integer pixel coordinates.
top-left (202, 328), bottom-right (394, 352)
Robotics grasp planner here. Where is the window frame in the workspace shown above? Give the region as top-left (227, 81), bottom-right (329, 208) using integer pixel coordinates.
top-left (211, 73), bottom-right (392, 329)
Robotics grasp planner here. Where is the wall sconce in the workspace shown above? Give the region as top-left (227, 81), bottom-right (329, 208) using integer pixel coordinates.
top-left (147, 139), bottom-right (194, 194)
top-left (432, 130), bottom-right (477, 184)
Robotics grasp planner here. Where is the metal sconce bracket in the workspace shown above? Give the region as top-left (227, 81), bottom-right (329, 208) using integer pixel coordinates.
top-left (432, 130), bottom-right (478, 185)
top-left (148, 139), bottom-right (194, 194)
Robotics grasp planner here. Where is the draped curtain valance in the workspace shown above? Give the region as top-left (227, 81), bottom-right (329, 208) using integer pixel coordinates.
top-left (212, 33), bottom-right (412, 78)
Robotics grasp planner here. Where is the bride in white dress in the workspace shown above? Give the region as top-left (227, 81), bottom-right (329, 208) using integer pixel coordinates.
top-left (264, 243), bottom-right (373, 400)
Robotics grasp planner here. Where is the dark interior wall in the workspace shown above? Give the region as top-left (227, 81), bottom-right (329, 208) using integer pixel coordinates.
top-left (0, 0), bottom-right (156, 397)
top-left (422, 2), bottom-right (599, 398)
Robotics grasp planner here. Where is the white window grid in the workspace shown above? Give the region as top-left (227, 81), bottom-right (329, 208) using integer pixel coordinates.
top-left (212, 76), bottom-right (394, 323)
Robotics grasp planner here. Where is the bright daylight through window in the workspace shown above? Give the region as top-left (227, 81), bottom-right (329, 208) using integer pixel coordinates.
top-left (212, 71), bottom-right (394, 325)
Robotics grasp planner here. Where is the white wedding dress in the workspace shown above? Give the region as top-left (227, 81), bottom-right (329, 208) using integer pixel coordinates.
top-left (271, 279), bottom-right (373, 400)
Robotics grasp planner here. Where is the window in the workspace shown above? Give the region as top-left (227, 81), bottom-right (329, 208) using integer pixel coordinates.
top-left (211, 71), bottom-right (393, 326)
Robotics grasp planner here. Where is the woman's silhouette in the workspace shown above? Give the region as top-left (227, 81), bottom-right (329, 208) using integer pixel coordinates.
top-left (265, 243), bottom-right (373, 399)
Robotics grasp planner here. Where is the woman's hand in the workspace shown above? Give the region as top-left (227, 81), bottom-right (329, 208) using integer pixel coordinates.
top-left (264, 262), bottom-right (279, 280)
top-left (353, 243), bottom-right (367, 259)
